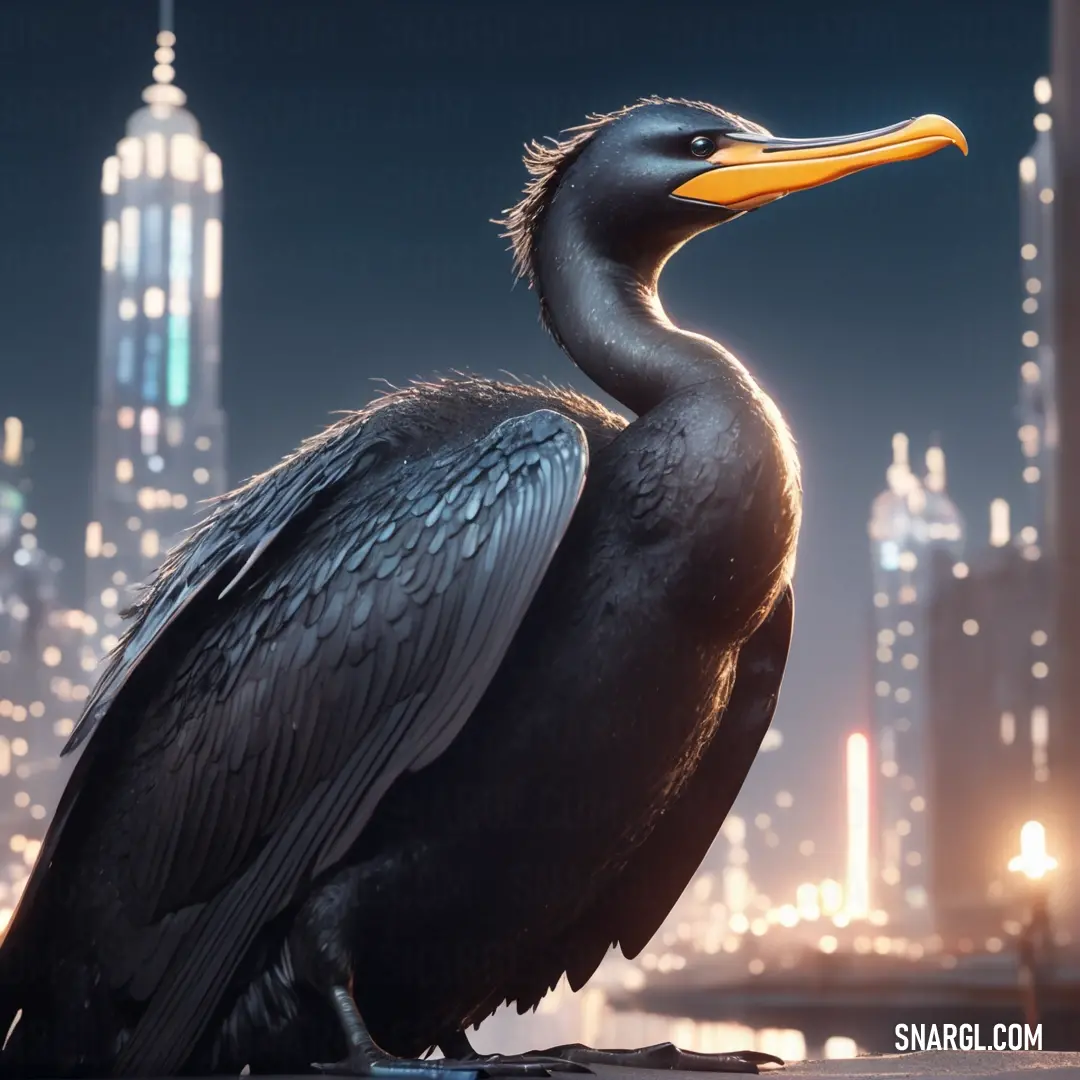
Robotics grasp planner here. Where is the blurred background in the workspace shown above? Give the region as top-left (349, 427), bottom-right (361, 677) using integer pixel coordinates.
top-left (1, 0), bottom-right (1077, 1062)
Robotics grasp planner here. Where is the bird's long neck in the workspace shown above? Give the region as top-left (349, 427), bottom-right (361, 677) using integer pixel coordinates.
top-left (534, 211), bottom-right (761, 419)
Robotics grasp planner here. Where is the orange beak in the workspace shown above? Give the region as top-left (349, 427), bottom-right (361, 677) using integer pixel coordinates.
top-left (672, 114), bottom-right (968, 211)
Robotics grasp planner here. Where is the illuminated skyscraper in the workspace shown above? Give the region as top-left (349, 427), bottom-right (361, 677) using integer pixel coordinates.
top-left (85, 2), bottom-right (226, 658)
top-left (867, 434), bottom-right (963, 931)
top-left (1017, 75), bottom-right (1058, 560)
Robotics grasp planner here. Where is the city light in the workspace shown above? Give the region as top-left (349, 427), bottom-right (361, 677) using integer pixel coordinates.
top-left (1008, 821), bottom-right (1058, 880)
top-left (845, 732), bottom-right (871, 919)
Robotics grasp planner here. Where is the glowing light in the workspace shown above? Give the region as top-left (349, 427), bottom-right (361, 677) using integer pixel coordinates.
top-left (952, 561), bottom-right (969, 579)
top-left (120, 206), bottom-right (140, 279)
top-left (1021, 361), bottom-right (1040, 383)
top-left (775, 790), bottom-right (793, 809)
top-left (140, 530), bottom-right (160, 559)
top-left (102, 220), bottom-right (119, 271)
top-left (140, 406), bottom-right (160, 456)
top-left (990, 498), bottom-right (1011, 547)
top-left (170, 135), bottom-right (202, 182)
top-left (117, 406), bottom-right (135, 429)
top-left (962, 619), bottom-right (979, 636)
top-left (1021, 243), bottom-right (1038, 261)
top-left (118, 298), bottom-right (138, 321)
top-left (1040, 187), bottom-right (1055, 204)
top-left (204, 219), bottom-right (223, 298)
top-left (144, 287), bottom-right (166, 319)
top-left (117, 136), bottom-right (144, 179)
top-left (1023, 330), bottom-right (1040, 348)
top-left (1033, 661), bottom-right (1049, 680)
top-left (1034, 76), bottom-right (1052, 104)
top-left (204, 152), bottom-right (223, 193)
top-left (824, 1037), bottom-right (858, 1060)
top-left (1034, 113), bottom-right (1052, 132)
top-left (1032, 630), bottom-right (1048, 646)
top-left (845, 732), bottom-right (870, 919)
top-left (819, 880), bottom-right (843, 916)
top-left (2, 417), bottom-right (23, 466)
top-left (115, 458), bottom-right (134, 484)
top-left (818, 935), bottom-right (838, 954)
top-left (85, 521), bottom-right (103, 558)
top-left (1027, 277), bottom-right (1042, 294)
top-left (101, 155), bottom-right (120, 195)
top-left (1009, 820), bottom-right (1057, 880)
top-left (193, 466), bottom-right (210, 485)
top-left (1019, 156), bottom-right (1037, 183)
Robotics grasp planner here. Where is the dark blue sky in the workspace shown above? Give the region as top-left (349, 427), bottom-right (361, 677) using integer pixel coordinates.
top-left (0, 0), bottom-right (1050, 853)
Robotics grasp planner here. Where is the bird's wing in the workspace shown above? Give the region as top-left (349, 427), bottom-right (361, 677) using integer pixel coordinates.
top-left (504, 586), bottom-right (793, 1010)
top-left (36, 408), bottom-right (588, 1076)
top-left (0, 411), bottom-right (394, 991)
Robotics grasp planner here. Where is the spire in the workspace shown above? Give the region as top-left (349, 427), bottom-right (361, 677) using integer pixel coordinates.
top-left (142, 0), bottom-right (187, 108)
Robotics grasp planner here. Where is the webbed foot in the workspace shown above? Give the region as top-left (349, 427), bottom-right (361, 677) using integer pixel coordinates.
top-left (534, 1043), bottom-right (784, 1074)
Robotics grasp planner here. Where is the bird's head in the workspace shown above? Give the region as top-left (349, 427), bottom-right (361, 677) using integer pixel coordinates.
top-left (501, 96), bottom-right (967, 290)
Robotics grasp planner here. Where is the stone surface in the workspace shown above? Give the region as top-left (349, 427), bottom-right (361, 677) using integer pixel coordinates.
top-left (777, 1052), bottom-right (1080, 1078)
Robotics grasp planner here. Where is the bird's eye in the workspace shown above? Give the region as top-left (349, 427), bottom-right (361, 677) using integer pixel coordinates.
top-left (690, 136), bottom-right (716, 158)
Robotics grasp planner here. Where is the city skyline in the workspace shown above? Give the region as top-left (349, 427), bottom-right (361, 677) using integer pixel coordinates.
top-left (0, 0), bottom-right (1052, 901)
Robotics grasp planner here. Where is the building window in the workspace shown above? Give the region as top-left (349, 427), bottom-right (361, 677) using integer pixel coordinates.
top-left (204, 152), bottom-right (223, 193)
top-left (144, 286), bottom-right (166, 319)
top-left (101, 155), bottom-right (120, 195)
top-left (204, 219), bottom-right (223, 299)
top-left (102, 220), bottom-right (119, 271)
top-left (120, 207), bottom-right (140, 279)
top-left (146, 133), bottom-right (166, 179)
top-left (85, 522), bottom-right (103, 558)
top-left (140, 406), bottom-right (160, 456)
top-left (117, 405), bottom-right (135, 429)
top-left (145, 204), bottom-right (164, 278)
top-left (168, 315), bottom-right (190, 407)
top-left (117, 137), bottom-right (143, 180)
top-left (118, 338), bottom-right (135, 384)
top-left (169, 135), bottom-right (202, 182)
top-left (170, 204), bottom-right (193, 282)
top-left (165, 417), bottom-right (184, 446)
top-left (119, 298), bottom-right (138, 321)
top-left (115, 458), bottom-right (134, 483)
top-left (1001, 712), bottom-right (1016, 745)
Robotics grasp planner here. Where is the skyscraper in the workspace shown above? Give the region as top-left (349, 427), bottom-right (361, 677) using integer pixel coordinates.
top-left (85, 2), bottom-right (226, 660)
top-left (867, 434), bottom-right (963, 932)
top-left (1017, 76), bottom-right (1058, 561)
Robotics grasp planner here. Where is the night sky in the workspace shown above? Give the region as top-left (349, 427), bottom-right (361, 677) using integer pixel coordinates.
top-left (0, 0), bottom-right (1051, 859)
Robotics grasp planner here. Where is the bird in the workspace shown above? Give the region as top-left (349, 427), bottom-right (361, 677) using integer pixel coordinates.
top-left (0, 97), bottom-right (966, 1079)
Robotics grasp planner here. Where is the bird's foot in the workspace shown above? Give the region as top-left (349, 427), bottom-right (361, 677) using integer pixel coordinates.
top-left (312, 1051), bottom-right (585, 1078)
top-left (534, 1043), bottom-right (784, 1074)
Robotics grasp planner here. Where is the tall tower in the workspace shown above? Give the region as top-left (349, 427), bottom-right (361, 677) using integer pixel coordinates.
top-left (867, 434), bottom-right (964, 932)
top-left (85, 0), bottom-right (226, 659)
top-left (1017, 76), bottom-right (1058, 562)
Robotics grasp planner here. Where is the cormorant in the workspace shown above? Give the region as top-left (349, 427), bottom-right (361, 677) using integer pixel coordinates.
top-left (0, 98), bottom-right (965, 1078)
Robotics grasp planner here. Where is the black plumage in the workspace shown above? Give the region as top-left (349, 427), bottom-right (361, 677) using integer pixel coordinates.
top-left (0, 96), bottom-right (965, 1078)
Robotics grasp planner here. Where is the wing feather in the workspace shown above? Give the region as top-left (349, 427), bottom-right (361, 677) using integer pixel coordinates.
top-left (92, 408), bottom-right (590, 1076)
